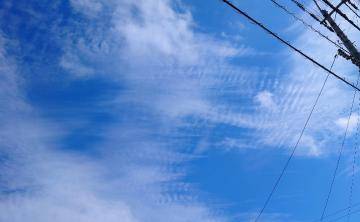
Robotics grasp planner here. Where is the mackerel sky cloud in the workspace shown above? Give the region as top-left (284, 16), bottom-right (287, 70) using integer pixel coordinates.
top-left (1, 0), bottom-right (360, 222)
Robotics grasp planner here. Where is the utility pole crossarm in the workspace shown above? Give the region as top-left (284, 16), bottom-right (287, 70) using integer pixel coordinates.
top-left (321, 0), bottom-right (348, 21)
top-left (321, 0), bottom-right (360, 31)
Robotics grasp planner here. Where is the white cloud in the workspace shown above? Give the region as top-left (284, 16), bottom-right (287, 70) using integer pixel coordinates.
top-left (60, 52), bottom-right (95, 77)
top-left (218, 137), bottom-right (254, 151)
top-left (0, 34), bottom-right (138, 222)
top-left (0, 45), bottom-right (226, 222)
top-left (0, 1), bottom-right (232, 221)
top-left (296, 134), bottom-right (322, 157)
top-left (70, 0), bottom-right (103, 16)
top-left (236, 212), bottom-right (290, 222)
top-left (255, 90), bottom-right (277, 110)
top-left (335, 114), bottom-right (359, 133)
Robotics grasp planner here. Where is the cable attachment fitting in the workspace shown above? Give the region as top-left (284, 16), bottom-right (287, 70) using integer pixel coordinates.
top-left (338, 49), bottom-right (360, 69)
top-left (319, 10), bottom-right (335, 32)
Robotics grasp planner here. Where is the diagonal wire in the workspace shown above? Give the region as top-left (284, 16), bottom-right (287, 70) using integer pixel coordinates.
top-left (347, 69), bottom-right (360, 222)
top-left (320, 69), bottom-right (360, 221)
top-left (347, 0), bottom-right (359, 10)
top-left (291, 0), bottom-right (336, 32)
top-left (346, 2), bottom-right (360, 20)
top-left (270, 0), bottom-right (350, 54)
top-left (313, 0), bottom-right (323, 12)
top-left (251, 54), bottom-right (337, 222)
top-left (291, 0), bottom-right (323, 21)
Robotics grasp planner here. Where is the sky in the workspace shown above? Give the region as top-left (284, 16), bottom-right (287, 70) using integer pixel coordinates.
top-left (1, 0), bottom-right (360, 221)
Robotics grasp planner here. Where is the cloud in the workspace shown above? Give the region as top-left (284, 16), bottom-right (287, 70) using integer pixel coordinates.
top-left (0, 1), bottom-right (232, 221)
top-left (335, 114), bottom-right (359, 134)
top-left (0, 44), bottom-right (226, 222)
top-left (70, 0), bottom-right (103, 16)
top-left (0, 34), bottom-right (137, 222)
top-left (235, 212), bottom-right (291, 222)
top-left (255, 90), bottom-right (277, 110)
top-left (217, 137), bottom-right (256, 151)
top-left (60, 52), bottom-right (95, 77)
top-left (111, 0), bottom-right (238, 65)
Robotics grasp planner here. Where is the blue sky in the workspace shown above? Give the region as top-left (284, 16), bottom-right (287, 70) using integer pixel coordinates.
top-left (1, 0), bottom-right (360, 221)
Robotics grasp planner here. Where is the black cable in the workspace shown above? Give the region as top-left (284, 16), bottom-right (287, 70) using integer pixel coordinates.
top-left (313, 0), bottom-right (324, 13)
top-left (221, 0), bottom-right (360, 92)
top-left (291, 0), bottom-right (323, 22)
top-left (346, 2), bottom-right (360, 20)
top-left (291, 0), bottom-right (335, 32)
top-left (270, 0), bottom-right (350, 54)
top-left (348, 0), bottom-right (359, 10)
top-left (320, 69), bottom-right (360, 221)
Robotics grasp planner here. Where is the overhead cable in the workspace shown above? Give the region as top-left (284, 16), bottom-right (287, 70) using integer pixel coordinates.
top-left (345, 2), bottom-right (360, 20)
top-left (291, 0), bottom-right (323, 22)
top-left (291, 0), bottom-right (335, 31)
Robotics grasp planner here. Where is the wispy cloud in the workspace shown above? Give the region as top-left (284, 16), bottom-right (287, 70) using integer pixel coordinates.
top-left (255, 90), bottom-right (278, 111)
top-left (0, 0), bottom-right (234, 221)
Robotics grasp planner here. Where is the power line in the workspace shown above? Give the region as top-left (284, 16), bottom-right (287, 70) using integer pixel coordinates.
top-left (319, 70), bottom-right (360, 221)
top-left (291, 0), bottom-right (335, 32)
top-left (291, 0), bottom-right (323, 22)
top-left (347, 0), bottom-right (359, 10)
top-left (313, 0), bottom-right (323, 13)
top-left (347, 70), bottom-right (360, 222)
top-left (270, 0), bottom-right (350, 54)
top-left (221, 0), bottom-right (360, 92)
top-left (346, 2), bottom-right (360, 21)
